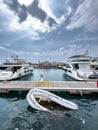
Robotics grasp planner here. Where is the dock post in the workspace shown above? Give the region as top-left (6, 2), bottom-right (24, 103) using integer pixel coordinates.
top-left (79, 90), bottom-right (83, 96)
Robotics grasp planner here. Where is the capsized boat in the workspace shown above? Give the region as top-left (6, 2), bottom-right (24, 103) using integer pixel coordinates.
top-left (26, 89), bottom-right (78, 112)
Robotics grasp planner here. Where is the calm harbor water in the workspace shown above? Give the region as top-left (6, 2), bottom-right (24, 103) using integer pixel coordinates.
top-left (19, 69), bottom-right (74, 81)
top-left (0, 69), bottom-right (98, 130)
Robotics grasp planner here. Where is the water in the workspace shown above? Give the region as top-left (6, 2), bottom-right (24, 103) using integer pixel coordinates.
top-left (0, 69), bottom-right (98, 130)
top-left (19, 69), bottom-right (73, 81)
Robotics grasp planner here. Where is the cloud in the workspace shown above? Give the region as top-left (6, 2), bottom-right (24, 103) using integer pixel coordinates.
top-left (42, 47), bottom-right (67, 57)
top-left (66, 0), bottom-right (98, 32)
top-left (1, 34), bottom-right (31, 47)
top-left (0, 45), bottom-right (32, 55)
top-left (0, 1), bottom-right (20, 31)
top-left (18, 0), bottom-right (34, 6)
top-left (88, 45), bottom-right (98, 56)
top-left (0, 1), bottom-right (49, 40)
top-left (76, 34), bottom-right (98, 41)
top-left (0, 46), bottom-right (16, 53)
top-left (0, 0), bottom-right (67, 35)
top-left (38, 0), bottom-right (66, 24)
top-left (0, 45), bottom-right (67, 58)
top-left (66, 44), bottom-right (88, 57)
top-left (0, 46), bottom-right (8, 51)
top-left (1, 43), bottom-right (98, 62)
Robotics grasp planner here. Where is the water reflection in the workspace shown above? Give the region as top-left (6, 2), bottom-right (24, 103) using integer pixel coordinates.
top-left (17, 69), bottom-right (73, 81)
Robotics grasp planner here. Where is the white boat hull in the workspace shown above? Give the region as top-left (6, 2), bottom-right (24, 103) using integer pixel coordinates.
top-left (0, 67), bottom-right (33, 81)
top-left (26, 89), bottom-right (78, 112)
top-left (64, 70), bottom-right (88, 81)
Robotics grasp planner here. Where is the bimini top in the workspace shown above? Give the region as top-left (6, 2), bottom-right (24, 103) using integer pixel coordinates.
top-left (26, 88), bottom-right (78, 112)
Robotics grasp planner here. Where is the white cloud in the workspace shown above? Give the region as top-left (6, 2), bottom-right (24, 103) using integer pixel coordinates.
top-left (0, 45), bottom-right (67, 58)
top-left (0, 45), bottom-right (33, 55)
top-left (0, 46), bottom-right (8, 51)
top-left (1, 44), bottom-right (98, 62)
top-left (66, 0), bottom-right (98, 32)
top-left (67, 44), bottom-right (82, 56)
top-left (33, 52), bottom-right (42, 56)
top-left (76, 34), bottom-right (98, 41)
top-left (42, 47), bottom-right (67, 56)
top-left (0, 1), bottom-right (59, 35)
top-left (38, 0), bottom-right (66, 24)
top-left (30, 32), bottom-right (40, 40)
top-left (0, 1), bottom-right (47, 39)
top-left (17, 0), bottom-right (34, 6)
top-left (0, 46), bottom-right (16, 53)
top-left (66, 6), bottom-right (73, 16)
top-left (0, 1), bottom-right (20, 31)
top-left (1, 34), bottom-right (30, 47)
top-left (0, 0), bottom-right (67, 37)
top-left (68, 44), bottom-right (98, 57)
top-left (88, 45), bottom-right (98, 56)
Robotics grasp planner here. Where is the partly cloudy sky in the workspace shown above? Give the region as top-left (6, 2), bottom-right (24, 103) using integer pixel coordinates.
top-left (0, 0), bottom-right (98, 63)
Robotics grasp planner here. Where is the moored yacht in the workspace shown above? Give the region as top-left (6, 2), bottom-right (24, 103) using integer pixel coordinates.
top-left (88, 57), bottom-right (98, 79)
top-left (0, 55), bottom-right (33, 81)
top-left (62, 54), bottom-right (93, 80)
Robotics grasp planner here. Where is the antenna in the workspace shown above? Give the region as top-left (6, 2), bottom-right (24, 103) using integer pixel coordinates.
top-left (11, 55), bottom-right (19, 60)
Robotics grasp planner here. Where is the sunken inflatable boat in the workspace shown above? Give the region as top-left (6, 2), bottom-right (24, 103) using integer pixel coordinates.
top-left (26, 89), bottom-right (78, 112)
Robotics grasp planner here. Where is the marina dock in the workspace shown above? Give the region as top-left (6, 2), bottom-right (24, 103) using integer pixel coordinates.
top-left (0, 81), bottom-right (98, 94)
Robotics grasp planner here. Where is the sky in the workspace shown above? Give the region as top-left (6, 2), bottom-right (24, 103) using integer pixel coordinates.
top-left (0, 0), bottom-right (98, 63)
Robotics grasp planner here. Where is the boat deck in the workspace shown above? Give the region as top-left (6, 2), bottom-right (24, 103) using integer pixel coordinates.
top-left (0, 81), bottom-right (98, 94)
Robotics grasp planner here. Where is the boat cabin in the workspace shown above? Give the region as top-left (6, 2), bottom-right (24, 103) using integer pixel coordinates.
top-left (68, 55), bottom-right (92, 72)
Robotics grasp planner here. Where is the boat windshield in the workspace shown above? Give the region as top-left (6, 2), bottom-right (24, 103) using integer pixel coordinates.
top-left (65, 64), bottom-right (71, 68)
top-left (0, 66), bottom-right (8, 70)
top-left (91, 65), bottom-right (98, 71)
top-left (72, 59), bottom-right (90, 62)
top-left (6, 66), bottom-right (21, 72)
top-left (72, 64), bottom-right (79, 70)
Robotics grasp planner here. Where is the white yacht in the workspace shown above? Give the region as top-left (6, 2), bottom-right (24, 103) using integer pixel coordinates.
top-left (62, 54), bottom-right (93, 80)
top-left (88, 57), bottom-right (98, 79)
top-left (0, 55), bottom-right (33, 81)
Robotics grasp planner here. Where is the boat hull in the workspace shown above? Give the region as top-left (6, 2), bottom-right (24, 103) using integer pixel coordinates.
top-left (0, 68), bottom-right (33, 81)
top-left (26, 89), bottom-right (78, 112)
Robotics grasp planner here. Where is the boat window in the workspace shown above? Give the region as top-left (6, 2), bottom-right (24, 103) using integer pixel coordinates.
top-left (6, 67), bottom-right (12, 71)
top-left (72, 59), bottom-right (90, 62)
top-left (65, 64), bottom-right (71, 68)
top-left (73, 64), bottom-right (79, 70)
top-left (94, 66), bottom-right (98, 70)
top-left (13, 66), bottom-right (21, 72)
top-left (96, 68), bottom-right (98, 70)
top-left (0, 66), bottom-right (7, 70)
top-left (24, 67), bottom-right (28, 69)
top-left (91, 65), bottom-right (98, 70)
top-left (6, 66), bottom-right (21, 72)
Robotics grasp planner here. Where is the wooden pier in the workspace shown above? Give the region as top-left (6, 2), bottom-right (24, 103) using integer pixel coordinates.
top-left (0, 81), bottom-right (98, 94)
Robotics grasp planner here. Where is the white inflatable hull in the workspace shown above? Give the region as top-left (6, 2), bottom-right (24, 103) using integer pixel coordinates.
top-left (26, 89), bottom-right (78, 112)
